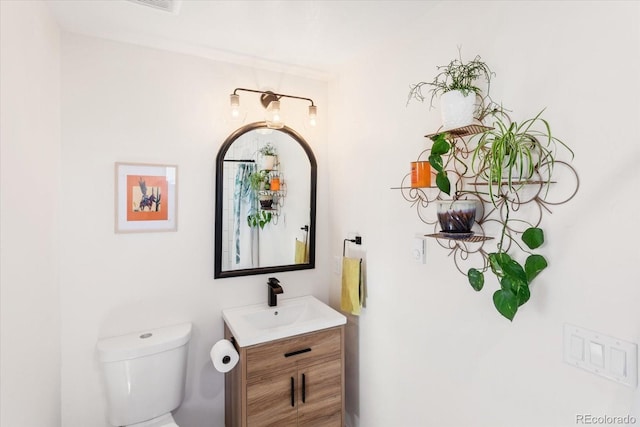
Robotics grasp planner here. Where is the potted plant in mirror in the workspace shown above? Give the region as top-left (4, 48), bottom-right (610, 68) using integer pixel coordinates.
top-left (471, 109), bottom-right (574, 204)
top-left (248, 170), bottom-right (268, 192)
top-left (247, 210), bottom-right (272, 229)
top-left (408, 49), bottom-right (494, 129)
top-left (259, 193), bottom-right (274, 210)
top-left (259, 142), bottom-right (277, 171)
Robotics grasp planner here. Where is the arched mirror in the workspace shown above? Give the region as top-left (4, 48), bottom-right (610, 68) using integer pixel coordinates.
top-left (214, 122), bottom-right (317, 278)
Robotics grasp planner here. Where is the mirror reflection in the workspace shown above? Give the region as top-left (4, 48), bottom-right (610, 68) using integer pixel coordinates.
top-left (215, 122), bottom-right (317, 278)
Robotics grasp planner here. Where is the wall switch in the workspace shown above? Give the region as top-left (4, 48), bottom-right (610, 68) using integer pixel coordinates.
top-left (563, 323), bottom-right (638, 387)
top-left (611, 348), bottom-right (627, 376)
top-left (570, 335), bottom-right (585, 361)
top-left (589, 342), bottom-right (604, 368)
top-left (412, 236), bottom-right (426, 264)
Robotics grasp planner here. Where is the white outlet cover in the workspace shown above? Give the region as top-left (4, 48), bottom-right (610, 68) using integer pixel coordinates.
top-left (563, 323), bottom-right (638, 387)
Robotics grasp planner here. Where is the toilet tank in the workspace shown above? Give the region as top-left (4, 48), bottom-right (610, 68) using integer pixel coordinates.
top-left (97, 323), bottom-right (192, 427)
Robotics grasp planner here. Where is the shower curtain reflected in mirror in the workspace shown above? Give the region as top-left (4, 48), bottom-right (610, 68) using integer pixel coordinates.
top-left (231, 162), bottom-right (258, 269)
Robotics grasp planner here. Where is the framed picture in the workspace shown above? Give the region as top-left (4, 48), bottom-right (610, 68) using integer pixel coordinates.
top-left (115, 162), bottom-right (177, 233)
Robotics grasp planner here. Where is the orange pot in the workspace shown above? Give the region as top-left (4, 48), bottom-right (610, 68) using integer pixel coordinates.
top-left (411, 161), bottom-right (431, 188)
top-left (270, 177), bottom-right (281, 191)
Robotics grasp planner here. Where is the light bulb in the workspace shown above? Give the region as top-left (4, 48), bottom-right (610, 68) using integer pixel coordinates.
top-left (229, 94), bottom-right (240, 119)
top-left (308, 105), bottom-right (317, 127)
top-left (266, 100), bottom-right (284, 129)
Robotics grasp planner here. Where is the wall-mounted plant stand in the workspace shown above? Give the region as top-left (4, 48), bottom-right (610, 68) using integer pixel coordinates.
top-left (257, 161), bottom-right (288, 225)
top-left (394, 123), bottom-right (580, 277)
top-left (402, 50), bottom-right (580, 320)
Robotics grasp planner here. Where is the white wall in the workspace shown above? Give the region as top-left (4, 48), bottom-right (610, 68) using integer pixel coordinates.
top-left (5, 2), bottom-right (640, 426)
top-left (59, 34), bottom-right (329, 426)
top-left (328, 1), bottom-right (640, 426)
top-left (0, 1), bottom-right (62, 426)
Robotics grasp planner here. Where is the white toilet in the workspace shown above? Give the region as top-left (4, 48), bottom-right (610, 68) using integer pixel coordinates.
top-left (97, 322), bottom-right (192, 427)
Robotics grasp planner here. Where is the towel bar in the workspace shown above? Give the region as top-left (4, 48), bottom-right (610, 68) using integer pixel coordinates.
top-left (343, 236), bottom-right (362, 256)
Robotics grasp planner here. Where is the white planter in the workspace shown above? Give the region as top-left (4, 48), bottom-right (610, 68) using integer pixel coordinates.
top-left (261, 155), bottom-right (276, 171)
top-left (440, 90), bottom-right (476, 130)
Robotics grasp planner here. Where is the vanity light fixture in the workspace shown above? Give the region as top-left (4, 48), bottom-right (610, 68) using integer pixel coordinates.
top-left (230, 88), bottom-right (317, 128)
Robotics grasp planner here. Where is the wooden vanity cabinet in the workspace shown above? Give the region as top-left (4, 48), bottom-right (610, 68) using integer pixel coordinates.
top-left (224, 325), bottom-right (345, 427)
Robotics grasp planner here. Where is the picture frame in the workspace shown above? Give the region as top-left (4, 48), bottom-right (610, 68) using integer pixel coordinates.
top-left (115, 162), bottom-right (178, 233)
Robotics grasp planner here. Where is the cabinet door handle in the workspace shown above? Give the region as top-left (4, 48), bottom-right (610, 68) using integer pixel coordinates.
top-left (290, 377), bottom-right (295, 407)
top-left (284, 347), bottom-right (311, 358)
top-left (302, 373), bottom-right (306, 403)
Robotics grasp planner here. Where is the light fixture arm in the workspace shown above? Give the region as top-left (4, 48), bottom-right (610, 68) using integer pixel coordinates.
top-left (232, 87), bottom-right (316, 108)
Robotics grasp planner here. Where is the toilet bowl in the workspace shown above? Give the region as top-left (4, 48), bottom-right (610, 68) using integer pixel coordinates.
top-left (97, 323), bottom-right (192, 427)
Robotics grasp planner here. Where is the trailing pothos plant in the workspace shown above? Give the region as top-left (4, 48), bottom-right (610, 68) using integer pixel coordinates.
top-left (246, 170), bottom-right (273, 229)
top-left (464, 107), bottom-right (575, 320)
top-left (247, 210), bottom-right (272, 229)
top-left (428, 133), bottom-right (452, 195)
top-left (467, 203), bottom-right (548, 321)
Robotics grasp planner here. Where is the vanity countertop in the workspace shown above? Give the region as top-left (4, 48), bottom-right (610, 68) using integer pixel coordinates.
top-left (222, 295), bottom-right (346, 347)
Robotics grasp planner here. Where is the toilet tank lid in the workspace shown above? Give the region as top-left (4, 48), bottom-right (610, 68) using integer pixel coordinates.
top-left (97, 322), bottom-right (192, 363)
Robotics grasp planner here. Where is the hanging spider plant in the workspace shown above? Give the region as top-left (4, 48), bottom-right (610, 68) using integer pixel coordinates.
top-left (471, 109), bottom-right (574, 205)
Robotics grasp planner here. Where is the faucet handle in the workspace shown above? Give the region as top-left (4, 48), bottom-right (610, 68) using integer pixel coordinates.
top-left (268, 277), bottom-right (281, 288)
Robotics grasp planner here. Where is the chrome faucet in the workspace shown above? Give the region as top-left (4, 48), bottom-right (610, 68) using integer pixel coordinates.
top-left (267, 277), bottom-right (283, 307)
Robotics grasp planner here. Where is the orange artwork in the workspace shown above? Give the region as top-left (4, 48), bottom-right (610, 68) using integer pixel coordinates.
top-left (126, 175), bottom-right (169, 221)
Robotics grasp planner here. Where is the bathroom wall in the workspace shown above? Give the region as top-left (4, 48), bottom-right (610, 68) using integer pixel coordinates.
top-left (59, 33), bottom-right (329, 426)
top-left (0, 1), bottom-right (62, 426)
top-left (5, 2), bottom-right (639, 426)
top-left (328, 2), bottom-right (640, 426)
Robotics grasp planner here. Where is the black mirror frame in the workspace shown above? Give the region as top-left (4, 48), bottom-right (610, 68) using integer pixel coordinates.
top-left (214, 122), bottom-right (317, 279)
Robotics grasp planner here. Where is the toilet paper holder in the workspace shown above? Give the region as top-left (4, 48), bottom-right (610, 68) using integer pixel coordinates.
top-left (211, 337), bottom-right (240, 373)
top-left (224, 336), bottom-right (238, 364)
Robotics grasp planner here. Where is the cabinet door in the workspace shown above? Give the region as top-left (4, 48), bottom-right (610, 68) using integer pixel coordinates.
top-left (297, 358), bottom-right (343, 427)
top-left (247, 369), bottom-right (298, 427)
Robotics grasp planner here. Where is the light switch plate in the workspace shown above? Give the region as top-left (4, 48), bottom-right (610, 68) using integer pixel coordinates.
top-left (563, 323), bottom-right (638, 387)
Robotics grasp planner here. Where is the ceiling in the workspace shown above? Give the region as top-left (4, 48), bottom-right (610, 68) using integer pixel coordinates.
top-left (47, 0), bottom-right (437, 79)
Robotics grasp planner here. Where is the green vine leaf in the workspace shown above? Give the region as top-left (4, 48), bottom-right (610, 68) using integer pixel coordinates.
top-left (431, 136), bottom-right (450, 155)
top-left (493, 289), bottom-right (518, 321)
top-left (428, 153), bottom-right (444, 172)
top-left (503, 276), bottom-right (531, 306)
top-left (468, 268), bottom-right (484, 291)
top-left (522, 227), bottom-right (544, 249)
top-left (435, 171), bottom-right (451, 195)
top-left (525, 254), bottom-right (548, 283)
top-left (503, 258), bottom-right (528, 285)
top-left (488, 252), bottom-right (511, 277)
top-left (515, 284), bottom-right (531, 307)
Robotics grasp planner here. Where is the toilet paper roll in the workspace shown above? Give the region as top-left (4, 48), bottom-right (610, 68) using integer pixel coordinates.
top-left (210, 339), bottom-right (239, 373)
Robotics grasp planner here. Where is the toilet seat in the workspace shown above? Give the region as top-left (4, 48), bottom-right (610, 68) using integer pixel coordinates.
top-left (126, 413), bottom-right (178, 427)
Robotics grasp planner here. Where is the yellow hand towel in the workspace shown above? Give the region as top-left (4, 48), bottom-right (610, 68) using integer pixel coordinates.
top-left (295, 239), bottom-right (307, 264)
top-left (341, 257), bottom-right (362, 316)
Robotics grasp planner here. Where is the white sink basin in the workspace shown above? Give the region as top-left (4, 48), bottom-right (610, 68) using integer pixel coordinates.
top-left (222, 295), bottom-right (346, 347)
